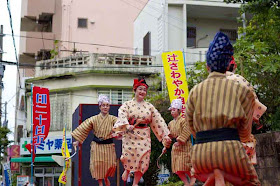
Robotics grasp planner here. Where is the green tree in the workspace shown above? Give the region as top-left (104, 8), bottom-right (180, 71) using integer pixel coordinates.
top-left (0, 126), bottom-right (12, 174)
top-left (50, 40), bottom-right (59, 59)
top-left (186, 61), bottom-right (208, 90)
top-left (224, 0), bottom-right (280, 132)
top-left (0, 126), bottom-right (12, 161)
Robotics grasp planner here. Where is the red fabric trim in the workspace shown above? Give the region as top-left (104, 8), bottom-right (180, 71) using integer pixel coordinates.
top-left (133, 79), bottom-right (148, 90)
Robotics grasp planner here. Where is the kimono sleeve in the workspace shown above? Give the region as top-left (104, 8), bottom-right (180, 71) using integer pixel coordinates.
top-left (238, 88), bottom-right (255, 142)
top-left (177, 118), bottom-right (191, 143)
top-left (71, 116), bottom-right (95, 144)
top-left (185, 89), bottom-right (196, 138)
top-left (112, 102), bottom-right (130, 133)
top-left (150, 105), bottom-right (170, 142)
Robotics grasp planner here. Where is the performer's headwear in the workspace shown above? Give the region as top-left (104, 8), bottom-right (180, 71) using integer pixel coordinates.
top-left (228, 56), bottom-right (237, 72)
top-left (133, 78), bottom-right (149, 90)
top-left (206, 32), bottom-right (234, 73)
top-left (98, 94), bottom-right (110, 106)
top-left (168, 99), bottom-right (182, 110)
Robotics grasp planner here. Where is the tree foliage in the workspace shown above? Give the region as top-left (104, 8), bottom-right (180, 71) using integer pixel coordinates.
top-left (0, 126), bottom-right (12, 161)
top-left (224, 0), bottom-right (280, 132)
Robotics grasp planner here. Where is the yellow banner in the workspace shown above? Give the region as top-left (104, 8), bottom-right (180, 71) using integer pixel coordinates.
top-left (58, 128), bottom-right (71, 184)
top-left (162, 51), bottom-right (189, 117)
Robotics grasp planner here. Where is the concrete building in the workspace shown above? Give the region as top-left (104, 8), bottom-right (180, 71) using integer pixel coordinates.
top-left (16, 0), bottom-right (149, 142)
top-left (134, 0), bottom-right (243, 64)
top-left (12, 52), bottom-right (162, 185)
top-left (15, 0), bottom-right (153, 185)
top-left (19, 0), bottom-right (147, 66)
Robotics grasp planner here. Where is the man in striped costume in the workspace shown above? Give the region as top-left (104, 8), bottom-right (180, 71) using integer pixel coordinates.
top-left (185, 32), bottom-right (260, 185)
top-left (72, 95), bottom-right (117, 186)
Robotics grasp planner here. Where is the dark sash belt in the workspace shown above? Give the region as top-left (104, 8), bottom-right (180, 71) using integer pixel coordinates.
top-left (92, 134), bottom-right (113, 144)
top-left (136, 123), bottom-right (148, 128)
top-left (195, 128), bottom-right (240, 144)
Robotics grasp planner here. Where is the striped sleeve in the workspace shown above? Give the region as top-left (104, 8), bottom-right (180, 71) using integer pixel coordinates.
top-left (185, 89), bottom-right (196, 138)
top-left (238, 88), bottom-right (255, 142)
top-left (71, 116), bottom-right (95, 143)
top-left (177, 118), bottom-right (191, 143)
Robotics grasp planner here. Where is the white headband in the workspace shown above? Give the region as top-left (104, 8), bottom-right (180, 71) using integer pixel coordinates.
top-left (98, 94), bottom-right (110, 106)
top-left (168, 99), bottom-right (182, 110)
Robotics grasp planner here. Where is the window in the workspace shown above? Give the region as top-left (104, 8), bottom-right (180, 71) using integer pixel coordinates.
top-left (98, 89), bottom-right (133, 104)
top-left (50, 93), bottom-right (71, 131)
top-left (187, 27), bottom-right (196, 47)
top-left (34, 167), bottom-right (62, 186)
top-left (220, 29), bottom-right (238, 42)
top-left (37, 50), bottom-right (51, 61)
top-left (78, 18), bottom-right (88, 28)
top-left (143, 32), bottom-right (151, 55)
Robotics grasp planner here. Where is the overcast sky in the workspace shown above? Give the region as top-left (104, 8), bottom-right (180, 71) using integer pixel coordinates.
top-left (0, 0), bottom-right (22, 141)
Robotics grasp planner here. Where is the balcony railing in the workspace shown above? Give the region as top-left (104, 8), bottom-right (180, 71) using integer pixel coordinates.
top-left (35, 53), bottom-right (159, 77)
top-left (185, 48), bottom-right (208, 64)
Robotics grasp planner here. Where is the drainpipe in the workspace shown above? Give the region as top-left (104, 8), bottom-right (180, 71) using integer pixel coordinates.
top-left (196, 34), bottom-right (208, 48)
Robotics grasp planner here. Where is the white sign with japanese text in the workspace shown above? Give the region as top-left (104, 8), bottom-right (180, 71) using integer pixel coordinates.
top-left (20, 136), bottom-right (72, 155)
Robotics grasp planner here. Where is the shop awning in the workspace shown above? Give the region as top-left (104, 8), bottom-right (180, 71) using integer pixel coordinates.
top-left (11, 156), bottom-right (55, 163)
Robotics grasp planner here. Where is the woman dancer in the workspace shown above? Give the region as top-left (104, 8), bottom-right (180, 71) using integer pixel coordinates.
top-left (113, 78), bottom-right (171, 186)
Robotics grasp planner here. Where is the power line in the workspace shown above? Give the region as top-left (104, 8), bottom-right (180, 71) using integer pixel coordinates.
top-left (2, 33), bottom-right (136, 51)
top-left (119, 0), bottom-right (185, 32)
top-left (131, 0), bottom-right (187, 24)
top-left (0, 60), bottom-right (163, 68)
top-left (2, 33), bottom-right (208, 55)
top-left (6, 0), bottom-right (21, 88)
top-left (0, 59), bottom-right (197, 69)
top-left (6, 92), bottom-right (17, 103)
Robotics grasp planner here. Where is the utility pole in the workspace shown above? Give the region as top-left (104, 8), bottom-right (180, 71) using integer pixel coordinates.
top-left (3, 101), bottom-right (8, 127)
top-left (0, 25), bottom-right (5, 126)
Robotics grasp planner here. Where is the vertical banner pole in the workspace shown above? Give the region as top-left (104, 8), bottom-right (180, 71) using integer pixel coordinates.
top-left (64, 123), bottom-right (67, 169)
top-left (30, 83), bottom-right (34, 185)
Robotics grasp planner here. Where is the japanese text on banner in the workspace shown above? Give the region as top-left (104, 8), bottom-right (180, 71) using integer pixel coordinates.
top-left (162, 51), bottom-right (189, 117)
top-left (25, 86), bottom-right (50, 161)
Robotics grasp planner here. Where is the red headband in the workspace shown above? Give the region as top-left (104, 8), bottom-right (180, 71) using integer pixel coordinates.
top-left (230, 56), bottom-right (237, 69)
top-left (133, 79), bottom-right (148, 90)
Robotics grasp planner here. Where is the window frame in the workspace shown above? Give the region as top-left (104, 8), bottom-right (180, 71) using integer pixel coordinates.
top-left (77, 18), bottom-right (88, 28)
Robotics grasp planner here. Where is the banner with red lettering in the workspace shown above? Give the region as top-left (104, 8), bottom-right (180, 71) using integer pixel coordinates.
top-left (162, 51), bottom-right (189, 118)
top-left (8, 145), bottom-right (20, 172)
top-left (26, 86), bottom-right (50, 161)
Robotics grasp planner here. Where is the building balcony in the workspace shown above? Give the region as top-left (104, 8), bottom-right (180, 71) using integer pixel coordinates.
top-left (21, 0), bottom-right (55, 20)
top-left (19, 31), bottom-right (55, 60)
top-left (185, 48), bottom-right (208, 64)
top-left (35, 53), bottom-right (160, 77)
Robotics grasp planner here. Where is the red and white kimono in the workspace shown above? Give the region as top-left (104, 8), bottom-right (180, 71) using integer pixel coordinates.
top-left (113, 98), bottom-right (170, 174)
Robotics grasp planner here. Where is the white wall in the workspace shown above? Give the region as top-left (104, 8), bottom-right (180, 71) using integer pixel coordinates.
top-left (134, 1), bottom-right (240, 64)
top-left (188, 17), bottom-right (240, 48)
top-left (134, 0), bottom-right (165, 56)
top-left (168, 4), bottom-right (185, 52)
